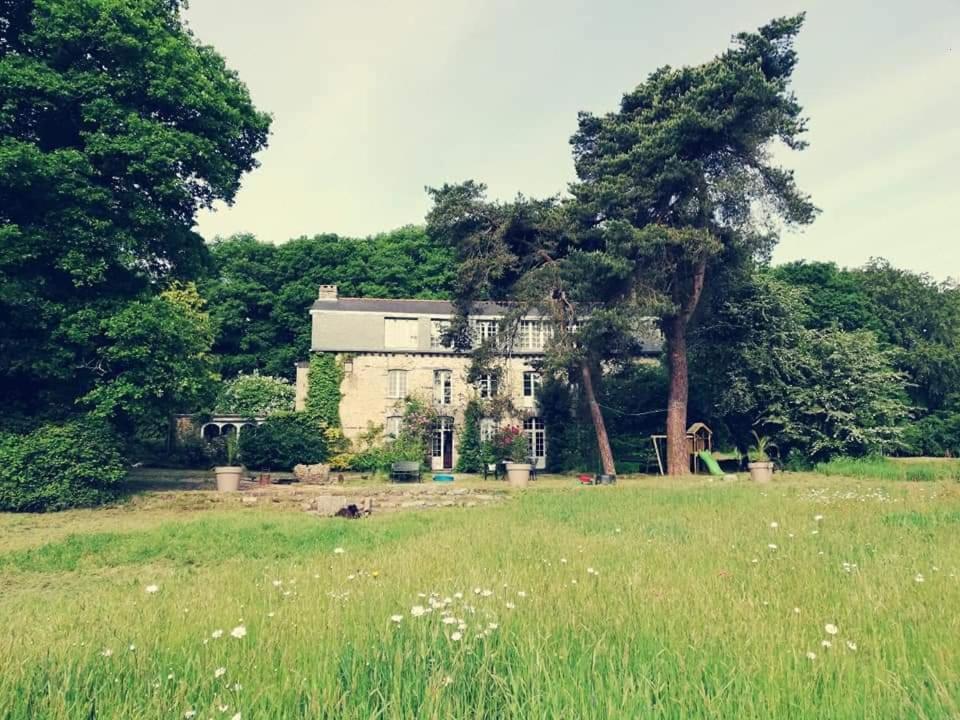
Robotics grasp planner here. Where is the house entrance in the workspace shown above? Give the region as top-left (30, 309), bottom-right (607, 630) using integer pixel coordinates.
top-left (432, 416), bottom-right (454, 470)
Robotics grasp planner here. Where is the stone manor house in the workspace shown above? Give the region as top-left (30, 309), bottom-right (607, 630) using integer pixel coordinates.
top-left (294, 285), bottom-right (660, 471)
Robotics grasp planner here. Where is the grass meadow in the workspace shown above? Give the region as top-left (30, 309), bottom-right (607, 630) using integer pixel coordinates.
top-left (1, 473), bottom-right (959, 719)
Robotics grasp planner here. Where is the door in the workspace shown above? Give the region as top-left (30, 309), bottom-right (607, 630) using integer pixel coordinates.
top-left (432, 416), bottom-right (454, 470)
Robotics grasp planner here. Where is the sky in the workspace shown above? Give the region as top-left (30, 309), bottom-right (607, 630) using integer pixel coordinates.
top-left (184, 0), bottom-right (960, 281)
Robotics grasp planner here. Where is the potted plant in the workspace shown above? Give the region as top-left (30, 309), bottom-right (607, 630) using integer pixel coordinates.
top-left (213, 434), bottom-right (244, 492)
top-left (496, 426), bottom-right (532, 488)
top-left (747, 431), bottom-right (776, 483)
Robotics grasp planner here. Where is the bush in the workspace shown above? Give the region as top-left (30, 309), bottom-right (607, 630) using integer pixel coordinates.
top-left (0, 419), bottom-right (127, 512)
top-left (238, 412), bottom-right (326, 471)
top-left (215, 372), bottom-right (294, 417)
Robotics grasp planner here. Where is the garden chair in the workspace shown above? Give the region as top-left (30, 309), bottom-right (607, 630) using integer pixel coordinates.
top-left (390, 461), bottom-right (422, 483)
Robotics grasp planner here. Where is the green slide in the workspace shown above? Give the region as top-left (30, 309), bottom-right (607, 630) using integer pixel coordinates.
top-left (698, 450), bottom-right (725, 477)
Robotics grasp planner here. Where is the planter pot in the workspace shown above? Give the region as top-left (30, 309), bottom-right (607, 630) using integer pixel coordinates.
top-left (596, 474), bottom-right (617, 485)
top-left (748, 461), bottom-right (774, 483)
top-left (505, 462), bottom-right (532, 488)
top-left (214, 466), bottom-right (244, 492)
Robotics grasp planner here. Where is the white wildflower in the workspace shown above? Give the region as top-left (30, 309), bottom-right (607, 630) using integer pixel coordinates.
top-left (505, 602), bottom-right (516, 609)
top-left (768, 544), bottom-right (777, 550)
top-left (821, 640), bottom-right (832, 648)
top-left (487, 623), bottom-right (498, 630)
top-left (334, 547), bottom-right (345, 554)
top-left (184, 712), bottom-right (196, 719)
top-left (442, 616), bottom-right (458, 625)
top-left (793, 607), bottom-right (801, 614)
top-left (231, 713), bottom-right (241, 720)
top-left (814, 514), bottom-right (824, 521)
top-left (450, 631), bottom-right (462, 641)
top-left (845, 640), bottom-right (857, 651)
top-left (824, 623), bottom-right (838, 635)
top-left (915, 573), bottom-right (925, 583)
top-left (453, 592), bottom-right (463, 599)
top-left (517, 591), bottom-right (527, 598)
top-left (230, 625), bottom-right (246, 639)
top-left (211, 629), bottom-right (223, 639)
top-left (390, 614), bottom-right (403, 624)
top-left (100, 648), bottom-right (112, 657)
top-left (481, 589), bottom-right (493, 597)
top-left (806, 651), bottom-right (817, 660)
top-left (272, 580), bottom-right (283, 587)
top-left (214, 667), bottom-right (226, 678)
top-left (145, 584), bottom-right (159, 594)
top-left (128, 644), bottom-right (136, 651)
top-left (411, 605), bottom-right (426, 617)
top-left (769, 521), bottom-right (779, 529)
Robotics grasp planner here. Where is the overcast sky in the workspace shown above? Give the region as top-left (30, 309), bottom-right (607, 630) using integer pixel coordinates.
top-left (184, 0), bottom-right (959, 281)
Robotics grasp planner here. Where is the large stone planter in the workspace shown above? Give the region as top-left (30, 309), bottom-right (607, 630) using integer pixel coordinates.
top-left (748, 461), bottom-right (774, 483)
top-left (214, 466), bottom-right (244, 492)
top-left (505, 462), bottom-right (531, 488)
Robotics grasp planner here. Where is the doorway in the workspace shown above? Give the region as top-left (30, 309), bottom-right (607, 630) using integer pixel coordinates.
top-left (432, 416), bottom-right (454, 470)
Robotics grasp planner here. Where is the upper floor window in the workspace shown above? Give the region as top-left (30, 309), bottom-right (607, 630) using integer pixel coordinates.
top-left (384, 317), bottom-right (418, 349)
top-left (472, 319), bottom-right (499, 346)
top-left (522, 371), bottom-right (541, 399)
top-left (385, 415), bottom-right (402, 439)
top-left (518, 320), bottom-right (547, 351)
top-left (387, 369), bottom-right (407, 399)
top-left (430, 319), bottom-right (452, 349)
top-left (433, 369), bottom-right (453, 405)
top-left (476, 373), bottom-right (497, 399)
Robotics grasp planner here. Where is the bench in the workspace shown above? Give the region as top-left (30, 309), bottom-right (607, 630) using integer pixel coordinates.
top-left (390, 461), bottom-right (422, 483)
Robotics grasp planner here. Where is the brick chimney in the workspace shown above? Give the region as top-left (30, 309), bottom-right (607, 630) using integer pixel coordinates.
top-left (317, 284), bottom-right (338, 301)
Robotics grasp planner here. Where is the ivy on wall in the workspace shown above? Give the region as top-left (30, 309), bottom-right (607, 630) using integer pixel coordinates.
top-left (305, 353), bottom-right (343, 430)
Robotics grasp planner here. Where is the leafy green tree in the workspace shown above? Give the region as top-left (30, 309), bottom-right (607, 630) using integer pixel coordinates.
top-left (568, 15), bottom-right (817, 474)
top-left (82, 283), bottom-right (218, 439)
top-left (238, 412), bottom-right (326, 471)
top-left (455, 400), bottom-right (485, 472)
top-left (214, 372), bottom-right (294, 417)
top-left (0, 0), bottom-right (270, 428)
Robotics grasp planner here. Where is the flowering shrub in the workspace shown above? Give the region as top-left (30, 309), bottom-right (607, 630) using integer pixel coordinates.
top-left (215, 373), bottom-right (294, 417)
top-left (493, 426), bottom-right (530, 463)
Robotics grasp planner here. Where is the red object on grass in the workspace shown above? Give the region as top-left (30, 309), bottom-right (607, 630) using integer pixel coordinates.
top-left (578, 474), bottom-right (593, 484)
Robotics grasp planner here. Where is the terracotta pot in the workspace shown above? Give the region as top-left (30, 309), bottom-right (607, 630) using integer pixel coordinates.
top-left (505, 462), bottom-right (531, 488)
top-left (748, 461), bottom-right (774, 483)
top-left (214, 466), bottom-right (244, 492)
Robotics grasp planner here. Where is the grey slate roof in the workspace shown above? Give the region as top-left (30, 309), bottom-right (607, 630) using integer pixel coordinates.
top-left (310, 297), bottom-right (522, 315)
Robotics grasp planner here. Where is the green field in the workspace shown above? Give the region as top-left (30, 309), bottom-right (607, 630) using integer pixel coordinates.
top-left (1, 474), bottom-right (959, 719)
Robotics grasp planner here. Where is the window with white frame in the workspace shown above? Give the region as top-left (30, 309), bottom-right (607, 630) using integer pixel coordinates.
top-left (476, 373), bottom-right (497, 399)
top-left (433, 369), bottom-right (453, 405)
top-left (386, 369), bottom-right (407, 399)
top-left (384, 317), bottom-right (418, 349)
top-left (523, 417), bottom-right (546, 459)
top-left (518, 320), bottom-right (546, 350)
top-left (522, 371), bottom-right (541, 399)
top-left (472, 319), bottom-right (499, 346)
top-left (479, 418), bottom-right (497, 443)
top-left (430, 319), bottom-right (452, 349)
top-left (385, 416), bottom-right (402, 438)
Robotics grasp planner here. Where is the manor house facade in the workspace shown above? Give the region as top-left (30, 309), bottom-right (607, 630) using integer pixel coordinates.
top-left (294, 285), bottom-right (660, 471)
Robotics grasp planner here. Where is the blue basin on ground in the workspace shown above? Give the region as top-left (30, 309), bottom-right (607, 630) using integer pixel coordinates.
top-left (432, 474), bottom-right (455, 483)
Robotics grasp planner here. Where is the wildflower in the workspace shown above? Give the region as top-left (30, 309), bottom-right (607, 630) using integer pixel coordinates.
top-left (145, 584), bottom-right (159, 594)
top-left (128, 644), bottom-right (136, 651)
top-left (821, 640), bottom-right (832, 648)
top-left (814, 514), bottom-right (824, 521)
top-left (451, 631), bottom-right (462, 641)
top-left (215, 667), bottom-right (227, 678)
top-left (915, 573), bottom-right (925, 583)
top-left (218, 705), bottom-right (229, 712)
top-left (371, 571), bottom-right (379, 579)
top-left (793, 607), bottom-right (801, 614)
top-left (487, 623), bottom-right (498, 630)
top-left (390, 614), bottom-right (403, 624)
top-left (230, 625), bottom-right (247, 639)
top-left (560, 558), bottom-right (568, 564)
top-left (442, 616), bottom-right (458, 625)
top-left (167, 673), bottom-right (174, 680)
top-left (811, 530), bottom-right (819, 535)
top-left (824, 623), bottom-right (838, 635)
top-left (411, 605), bottom-right (426, 617)
top-left (587, 567), bottom-right (596, 575)
top-left (457, 622), bottom-right (467, 631)
top-left (184, 712), bottom-right (196, 719)
top-left (347, 575), bottom-right (356, 581)
top-left (212, 629), bottom-right (224, 639)
top-left (845, 641), bottom-right (857, 651)
top-left (272, 580), bottom-right (283, 587)
top-left (267, 612), bottom-right (275, 618)
top-left (505, 602), bottom-right (516, 610)
top-left (333, 547), bottom-right (345, 554)
top-left (751, 558), bottom-right (759, 564)
top-left (517, 591), bottom-right (527, 598)
top-left (453, 592), bottom-right (463, 599)
top-left (806, 651), bottom-right (817, 660)
top-left (768, 544), bottom-right (777, 550)
top-left (474, 587), bottom-right (482, 595)
top-left (232, 714), bottom-right (241, 720)
top-left (233, 683), bottom-right (243, 691)
top-left (770, 521), bottom-right (779, 529)
top-left (615, 527), bottom-right (622, 533)
top-left (101, 648), bottom-right (112, 657)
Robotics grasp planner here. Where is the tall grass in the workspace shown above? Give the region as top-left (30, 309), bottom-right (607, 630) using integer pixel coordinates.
top-left (815, 456), bottom-right (960, 482)
top-left (1, 478), bottom-right (959, 718)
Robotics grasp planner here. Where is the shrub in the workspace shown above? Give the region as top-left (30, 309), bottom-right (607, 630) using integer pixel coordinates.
top-left (0, 419), bottom-right (127, 512)
top-left (238, 412), bottom-right (326, 471)
top-left (215, 373), bottom-right (294, 417)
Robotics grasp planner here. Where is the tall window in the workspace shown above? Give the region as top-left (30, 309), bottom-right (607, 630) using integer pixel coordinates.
top-left (387, 369), bottom-right (407, 399)
top-left (385, 416), bottom-right (402, 438)
top-left (430, 319), bottom-right (452, 349)
top-left (433, 369), bottom-right (452, 405)
top-left (472, 319), bottom-right (498, 346)
top-left (384, 317), bottom-right (418, 349)
top-left (522, 371), bottom-right (541, 399)
top-left (523, 417), bottom-right (546, 460)
top-left (517, 320), bottom-right (544, 350)
top-left (479, 418), bottom-right (497, 443)
top-left (476, 373), bottom-right (497, 399)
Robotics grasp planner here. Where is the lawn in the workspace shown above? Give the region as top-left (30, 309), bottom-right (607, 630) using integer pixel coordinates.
top-left (1, 474), bottom-right (959, 719)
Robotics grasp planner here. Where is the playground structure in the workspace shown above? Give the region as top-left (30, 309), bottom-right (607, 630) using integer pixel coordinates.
top-left (651, 422), bottom-right (714, 476)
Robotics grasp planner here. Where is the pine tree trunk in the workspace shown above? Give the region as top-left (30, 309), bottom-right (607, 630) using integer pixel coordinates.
top-left (581, 361), bottom-right (616, 476)
top-left (665, 315), bottom-right (690, 476)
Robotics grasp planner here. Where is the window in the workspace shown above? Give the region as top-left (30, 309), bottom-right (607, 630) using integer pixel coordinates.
top-left (518, 320), bottom-right (547, 350)
top-left (430, 319), bottom-right (452, 349)
top-left (472, 319), bottom-right (498, 346)
top-left (523, 417), bottom-right (546, 459)
top-left (522, 371), bottom-right (541, 399)
top-left (385, 416), bottom-right (402, 438)
top-left (384, 317), bottom-right (418, 349)
top-left (387, 369), bottom-right (407, 399)
top-left (479, 418), bottom-right (497, 443)
top-left (476, 373), bottom-right (497, 399)
top-left (433, 369), bottom-right (453, 405)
